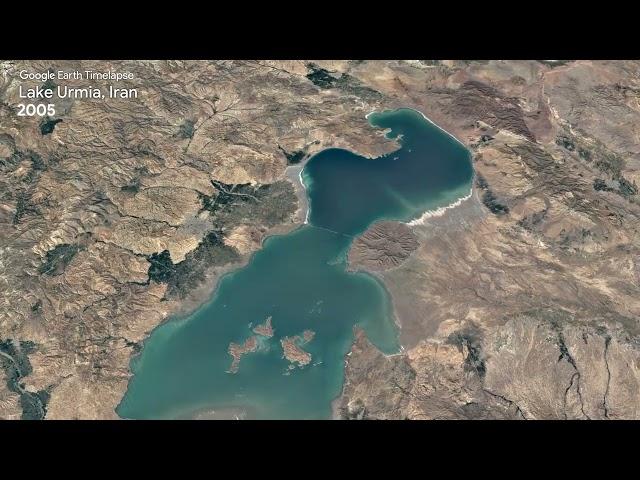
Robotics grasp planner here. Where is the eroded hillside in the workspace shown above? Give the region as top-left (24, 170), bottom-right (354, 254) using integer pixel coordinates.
top-left (339, 60), bottom-right (640, 419)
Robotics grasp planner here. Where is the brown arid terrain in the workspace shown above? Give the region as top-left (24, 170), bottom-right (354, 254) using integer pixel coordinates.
top-left (1, 60), bottom-right (640, 420)
top-left (341, 60), bottom-right (640, 420)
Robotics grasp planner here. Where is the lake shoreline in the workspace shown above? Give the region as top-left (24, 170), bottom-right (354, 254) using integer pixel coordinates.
top-left (119, 107), bottom-right (473, 420)
top-left (332, 109), bottom-right (476, 419)
top-left (406, 187), bottom-right (473, 226)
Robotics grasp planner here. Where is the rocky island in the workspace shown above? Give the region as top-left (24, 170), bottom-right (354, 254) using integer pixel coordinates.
top-left (280, 330), bottom-right (315, 368)
top-left (253, 317), bottom-right (274, 338)
top-left (227, 336), bottom-right (259, 374)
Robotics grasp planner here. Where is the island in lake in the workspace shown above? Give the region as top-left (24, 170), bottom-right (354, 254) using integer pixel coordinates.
top-left (227, 316), bottom-right (276, 373)
top-left (253, 316), bottom-right (274, 338)
top-left (281, 330), bottom-right (316, 368)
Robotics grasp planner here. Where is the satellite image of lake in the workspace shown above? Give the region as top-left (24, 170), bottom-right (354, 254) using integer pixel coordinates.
top-left (116, 108), bottom-right (472, 419)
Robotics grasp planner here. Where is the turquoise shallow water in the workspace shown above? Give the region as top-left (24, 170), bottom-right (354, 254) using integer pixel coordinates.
top-left (116, 108), bottom-right (473, 420)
